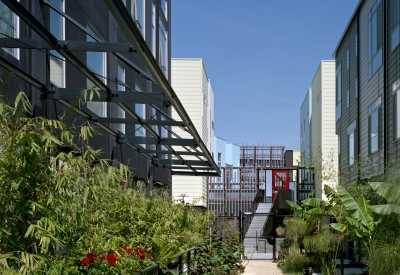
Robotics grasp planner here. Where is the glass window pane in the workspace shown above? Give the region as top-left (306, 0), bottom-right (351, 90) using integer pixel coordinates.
top-left (50, 0), bottom-right (64, 87)
top-left (370, 110), bottom-right (378, 152)
top-left (0, 1), bottom-right (16, 56)
top-left (86, 25), bottom-right (106, 117)
top-left (349, 131), bottom-right (354, 165)
top-left (118, 64), bottom-right (125, 133)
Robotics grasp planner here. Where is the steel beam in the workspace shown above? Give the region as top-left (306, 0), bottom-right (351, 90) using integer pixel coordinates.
top-left (157, 159), bottom-right (211, 166)
top-left (172, 171), bottom-right (219, 176)
top-left (138, 149), bottom-right (204, 156)
top-left (0, 56), bottom-right (45, 89)
top-left (119, 136), bottom-right (197, 147)
top-left (104, 0), bottom-right (220, 176)
top-left (0, 38), bottom-right (136, 53)
top-left (45, 88), bottom-right (169, 105)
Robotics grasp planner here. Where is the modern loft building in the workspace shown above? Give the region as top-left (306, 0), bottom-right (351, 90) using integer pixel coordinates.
top-left (170, 58), bottom-right (215, 207)
top-left (300, 88), bottom-right (312, 165)
top-left (0, 0), bottom-right (219, 191)
top-left (333, 0), bottom-right (400, 183)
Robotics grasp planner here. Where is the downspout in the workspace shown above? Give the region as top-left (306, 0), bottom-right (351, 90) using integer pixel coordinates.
top-left (357, 9), bottom-right (361, 182)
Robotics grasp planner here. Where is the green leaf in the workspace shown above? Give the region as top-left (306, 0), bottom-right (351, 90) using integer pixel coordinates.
top-left (301, 197), bottom-right (323, 208)
top-left (369, 204), bottom-right (400, 215)
top-left (370, 181), bottom-right (400, 205)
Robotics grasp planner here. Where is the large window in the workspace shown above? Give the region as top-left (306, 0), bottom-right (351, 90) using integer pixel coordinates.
top-left (86, 24), bottom-right (107, 117)
top-left (368, 0), bottom-right (382, 78)
top-left (151, 1), bottom-right (156, 56)
top-left (135, 83), bottom-right (146, 147)
top-left (348, 121), bottom-right (356, 165)
top-left (132, 0), bottom-right (145, 36)
top-left (117, 64), bottom-right (125, 134)
top-left (161, 0), bottom-right (167, 18)
top-left (159, 19), bottom-right (167, 76)
top-left (49, 0), bottom-right (65, 87)
top-left (0, 0), bottom-right (18, 58)
top-left (336, 64), bottom-right (342, 120)
top-left (391, 0), bottom-right (400, 51)
top-left (368, 98), bottom-right (381, 154)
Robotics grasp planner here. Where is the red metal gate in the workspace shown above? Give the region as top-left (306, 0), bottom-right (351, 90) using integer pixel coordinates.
top-left (272, 170), bottom-right (289, 201)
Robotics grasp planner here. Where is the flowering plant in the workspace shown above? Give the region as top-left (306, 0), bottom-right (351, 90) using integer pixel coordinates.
top-left (73, 246), bottom-right (155, 274)
top-left (193, 229), bottom-right (244, 274)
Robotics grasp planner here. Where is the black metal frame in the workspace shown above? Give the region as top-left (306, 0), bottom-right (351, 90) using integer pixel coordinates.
top-left (0, 0), bottom-right (220, 177)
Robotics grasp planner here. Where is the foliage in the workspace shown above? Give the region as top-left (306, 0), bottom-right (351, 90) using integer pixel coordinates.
top-left (192, 229), bottom-right (244, 275)
top-left (326, 181), bottom-right (400, 275)
top-left (278, 194), bottom-right (342, 275)
top-left (0, 92), bottom-right (213, 274)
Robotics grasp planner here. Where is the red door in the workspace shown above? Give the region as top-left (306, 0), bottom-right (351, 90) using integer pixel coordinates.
top-left (272, 170), bottom-right (289, 201)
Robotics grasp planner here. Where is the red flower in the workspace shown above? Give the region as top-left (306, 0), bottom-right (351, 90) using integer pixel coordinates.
top-left (100, 255), bottom-right (107, 260)
top-left (189, 270), bottom-right (196, 274)
top-left (167, 270), bottom-right (172, 274)
top-left (80, 258), bottom-right (90, 266)
top-left (106, 254), bottom-right (117, 266)
top-left (122, 246), bottom-right (132, 255)
top-left (139, 253), bottom-right (145, 260)
top-left (86, 253), bottom-right (97, 262)
top-left (215, 263), bottom-right (219, 267)
top-left (146, 247), bottom-right (152, 253)
top-left (134, 248), bottom-right (144, 255)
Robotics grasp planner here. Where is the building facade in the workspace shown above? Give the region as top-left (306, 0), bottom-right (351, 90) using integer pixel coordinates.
top-left (170, 58), bottom-right (215, 207)
top-left (334, 0), bottom-right (400, 183)
top-left (0, 0), bottom-right (219, 191)
top-left (311, 61), bottom-right (338, 199)
top-left (300, 88), bottom-right (312, 166)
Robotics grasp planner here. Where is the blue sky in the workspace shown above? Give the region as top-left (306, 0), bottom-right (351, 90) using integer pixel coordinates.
top-left (171, 1), bottom-right (359, 150)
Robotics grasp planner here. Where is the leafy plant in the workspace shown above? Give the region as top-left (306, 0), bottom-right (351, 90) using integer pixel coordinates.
top-left (193, 229), bottom-right (244, 275)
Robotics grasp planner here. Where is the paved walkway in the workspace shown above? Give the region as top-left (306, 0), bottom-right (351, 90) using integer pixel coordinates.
top-left (241, 260), bottom-right (283, 275)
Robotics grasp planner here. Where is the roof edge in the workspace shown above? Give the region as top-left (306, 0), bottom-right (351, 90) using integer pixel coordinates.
top-left (332, 0), bottom-right (364, 58)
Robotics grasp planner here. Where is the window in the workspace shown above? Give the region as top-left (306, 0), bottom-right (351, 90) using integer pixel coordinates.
top-left (391, 0), bottom-right (400, 51)
top-left (150, 107), bottom-right (159, 150)
top-left (161, 0), bottom-right (167, 18)
top-left (159, 19), bottom-right (167, 76)
top-left (151, 1), bottom-right (156, 55)
top-left (160, 117), bottom-right (168, 158)
top-left (86, 24), bottom-right (107, 117)
top-left (336, 64), bottom-right (342, 120)
top-left (117, 64), bottom-right (125, 133)
top-left (393, 80), bottom-right (400, 139)
top-left (368, 0), bottom-right (382, 78)
top-left (348, 121), bottom-right (356, 165)
top-left (0, 0), bottom-right (19, 58)
top-left (132, 0), bottom-right (145, 36)
top-left (49, 0), bottom-right (65, 87)
top-left (368, 97), bottom-right (382, 154)
top-left (135, 83), bottom-right (146, 147)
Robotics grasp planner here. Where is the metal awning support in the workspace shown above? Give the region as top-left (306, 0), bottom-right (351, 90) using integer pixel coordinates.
top-left (103, 0), bottom-right (220, 176)
top-left (0, 38), bottom-right (136, 53)
top-left (45, 87), bottom-right (170, 105)
top-left (0, 0), bottom-right (220, 176)
top-left (118, 137), bottom-right (197, 147)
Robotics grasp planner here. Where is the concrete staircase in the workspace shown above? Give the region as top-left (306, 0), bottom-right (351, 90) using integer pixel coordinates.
top-left (243, 203), bottom-right (275, 260)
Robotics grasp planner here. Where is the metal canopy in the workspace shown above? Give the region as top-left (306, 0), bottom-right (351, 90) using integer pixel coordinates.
top-left (0, 0), bottom-right (220, 177)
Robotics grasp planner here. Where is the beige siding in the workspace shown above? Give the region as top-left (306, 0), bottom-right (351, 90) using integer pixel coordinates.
top-left (311, 60), bottom-right (338, 200)
top-left (170, 59), bottom-right (213, 207)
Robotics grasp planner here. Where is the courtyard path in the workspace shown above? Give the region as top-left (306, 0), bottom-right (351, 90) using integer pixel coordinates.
top-left (241, 260), bottom-right (284, 275)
